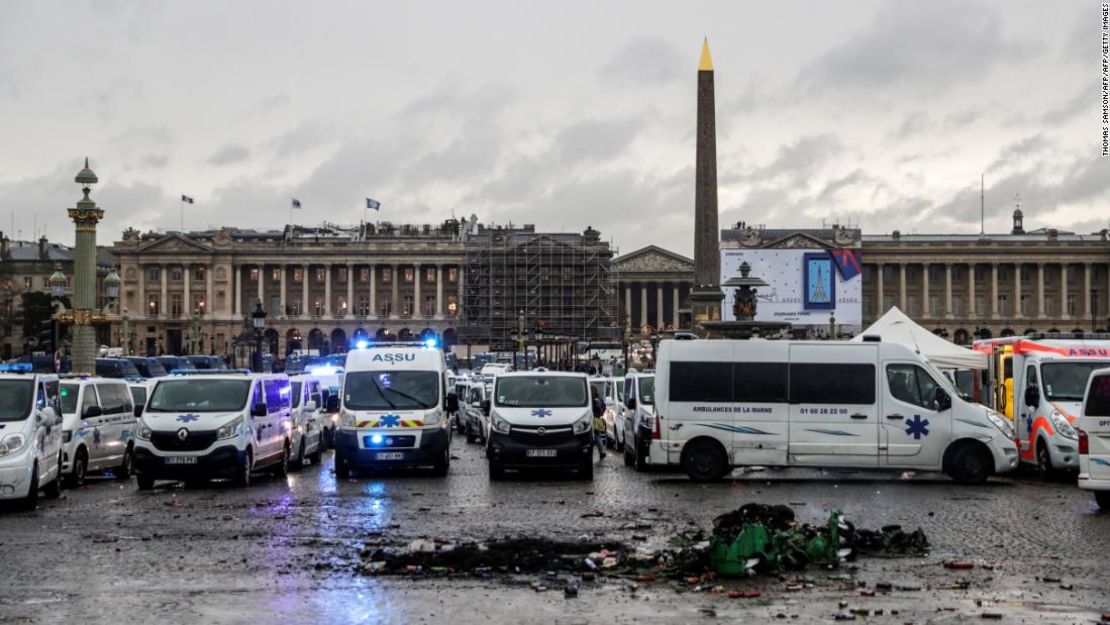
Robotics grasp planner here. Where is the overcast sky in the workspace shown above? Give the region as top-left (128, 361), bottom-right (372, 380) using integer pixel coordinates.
top-left (0, 1), bottom-right (1103, 257)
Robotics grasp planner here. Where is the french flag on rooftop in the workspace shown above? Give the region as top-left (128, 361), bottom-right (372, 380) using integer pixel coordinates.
top-left (181, 194), bottom-right (194, 204)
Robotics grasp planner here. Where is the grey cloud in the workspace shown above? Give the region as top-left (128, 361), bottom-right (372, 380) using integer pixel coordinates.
top-left (988, 135), bottom-right (1049, 171)
top-left (1040, 89), bottom-right (1088, 125)
top-left (207, 144), bottom-right (251, 166)
top-left (267, 118), bottom-right (342, 156)
top-left (886, 112), bottom-right (934, 142)
top-left (139, 154), bottom-right (169, 169)
top-left (818, 168), bottom-right (874, 203)
top-left (553, 117), bottom-right (641, 163)
top-left (598, 36), bottom-right (685, 87)
top-left (755, 134), bottom-right (844, 180)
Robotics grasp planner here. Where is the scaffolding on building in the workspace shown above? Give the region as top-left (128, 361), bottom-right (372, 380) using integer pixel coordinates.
top-left (461, 224), bottom-right (618, 352)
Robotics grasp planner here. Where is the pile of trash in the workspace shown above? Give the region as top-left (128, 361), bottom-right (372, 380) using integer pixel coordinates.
top-left (352, 503), bottom-right (927, 582)
top-left (707, 503), bottom-right (927, 576)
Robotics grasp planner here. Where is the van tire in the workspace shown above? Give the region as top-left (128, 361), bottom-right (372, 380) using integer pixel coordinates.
top-left (1035, 439), bottom-right (1058, 481)
top-left (18, 463), bottom-right (39, 511)
top-left (67, 448), bottom-right (88, 488)
top-left (116, 445), bottom-right (134, 480)
top-left (488, 460), bottom-right (504, 481)
top-left (136, 474), bottom-right (155, 491)
top-left (291, 439), bottom-right (306, 471)
top-left (681, 439), bottom-right (728, 482)
top-left (307, 441), bottom-right (323, 465)
top-left (234, 449), bottom-right (253, 488)
top-left (431, 448), bottom-right (450, 477)
top-left (272, 441), bottom-right (290, 477)
top-left (579, 457), bottom-right (594, 480)
top-left (335, 458), bottom-right (351, 480)
top-left (466, 423), bottom-right (477, 444)
top-left (1095, 491), bottom-right (1110, 511)
top-left (43, 453), bottom-right (63, 499)
top-left (623, 447), bottom-right (634, 466)
top-left (633, 435), bottom-right (649, 471)
top-left (948, 444), bottom-right (992, 484)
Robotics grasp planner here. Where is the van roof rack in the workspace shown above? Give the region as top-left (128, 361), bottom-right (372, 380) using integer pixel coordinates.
top-left (169, 368), bottom-right (252, 376)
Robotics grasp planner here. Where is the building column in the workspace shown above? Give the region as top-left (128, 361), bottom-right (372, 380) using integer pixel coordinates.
top-left (323, 265), bottom-right (332, 317)
top-left (301, 264), bottom-right (309, 317)
top-left (414, 264), bottom-right (422, 317)
top-left (656, 284), bottom-right (664, 329)
top-left (990, 263), bottom-right (999, 318)
top-left (672, 284), bottom-right (680, 327)
top-left (204, 264), bottom-right (213, 317)
top-left (898, 263), bottom-right (907, 311)
top-left (1014, 262), bottom-right (1023, 318)
top-left (640, 285), bottom-right (648, 328)
top-left (921, 263), bottom-right (930, 317)
top-left (1037, 262), bottom-right (1046, 318)
top-left (160, 263), bottom-right (168, 319)
top-left (968, 263), bottom-right (976, 317)
top-left (875, 263), bottom-right (885, 317)
top-left (1061, 263), bottom-right (1070, 319)
top-left (280, 264), bottom-right (287, 318)
top-left (182, 263), bottom-right (190, 316)
top-left (234, 264), bottom-right (241, 317)
top-left (436, 264), bottom-right (444, 318)
top-left (369, 264), bottom-right (377, 318)
top-left (1084, 262), bottom-right (1094, 319)
top-left (256, 263), bottom-right (264, 312)
top-left (346, 263), bottom-right (354, 319)
top-left (624, 287), bottom-right (632, 325)
top-left (138, 265), bottom-right (146, 320)
top-left (943, 263), bottom-right (953, 318)
top-left (391, 263), bottom-right (399, 319)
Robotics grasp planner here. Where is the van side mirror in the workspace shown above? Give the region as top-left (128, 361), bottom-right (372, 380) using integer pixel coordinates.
top-left (251, 403), bottom-right (268, 417)
top-left (481, 399), bottom-right (491, 417)
top-left (626, 397), bottom-right (636, 410)
top-left (1024, 386), bottom-right (1040, 408)
top-left (83, 405), bottom-right (103, 419)
top-left (934, 387), bottom-right (951, 412)
top-left (134, 405), bottom-right (144, 418)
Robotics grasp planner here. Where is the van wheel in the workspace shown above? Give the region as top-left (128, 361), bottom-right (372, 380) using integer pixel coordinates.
top-left (579, 456), bottom-right (594, 480)
top-left (67, 448), bottom-right (88, 488)
top-left (633, 436), bottom-right (649, 471)
top-left (234, 450), bottom-right (253, 487)
top-left (466, 423), bottom-right (477, 444)
top-left (18, 463), bottom-right (39, 511)
top-left (43, 454), bottom-right (63, 499)
top-left (1036, 440), bottom-right (1057, 481)
top-left (116, 446), bottom-right (134, 480)
top-left (307, 441), bottom-right (323, 465)
top-left (488, 460), bottom-right (504, 481)
top-left (335, 458), bottom-right (351, 480)
top-left (273, 442), bottom-right (290, 477)
top-left (431, 448), bottom-right (449, 477)
top-left (291, 439), bottom-right (306, 471)
top-left (681, 440), bottom-right (727, 482)
top-left (1095, 491), bottom-right (1110, 511)
top-left (623, 447), bottom-right (634, 467)
top-left (137, 474), bottom-right (155, 491)
top-left (948, 445), bottom-right (992, 484)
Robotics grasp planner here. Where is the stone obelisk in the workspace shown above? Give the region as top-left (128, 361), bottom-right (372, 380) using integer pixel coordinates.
top-left (689, 38), bottom-right (724, 335)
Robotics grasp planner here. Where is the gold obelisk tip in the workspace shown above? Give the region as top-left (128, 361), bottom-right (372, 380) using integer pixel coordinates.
top-left (699, 37), bottom-right (713, 71)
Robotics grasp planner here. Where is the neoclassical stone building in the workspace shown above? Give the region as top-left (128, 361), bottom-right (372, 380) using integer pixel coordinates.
top-left (613, 245), bottom-right (695, 333)
top-left (110, 221), bottom-right (466, 357)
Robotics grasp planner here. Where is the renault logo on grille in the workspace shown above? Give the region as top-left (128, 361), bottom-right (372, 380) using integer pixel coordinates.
top-left (537, 427), bottom-right (546, 436)
top-left (177, 428), bottom-right (189, 441)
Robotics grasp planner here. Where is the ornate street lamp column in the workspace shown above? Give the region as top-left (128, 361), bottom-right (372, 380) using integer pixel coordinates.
top-left (67, 158), bottom-right (105, 375)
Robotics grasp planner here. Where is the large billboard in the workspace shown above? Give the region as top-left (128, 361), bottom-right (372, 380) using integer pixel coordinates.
top-left (720, 248), bottom-right (863, 328)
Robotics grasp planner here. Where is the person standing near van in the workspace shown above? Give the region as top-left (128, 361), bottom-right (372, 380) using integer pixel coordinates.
top-left (591, 387), bottom-right (606, 460)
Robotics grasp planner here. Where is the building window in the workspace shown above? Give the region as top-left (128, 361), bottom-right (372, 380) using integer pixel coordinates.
top-left (882, 266), bottom-right (896, 282)
top-left (271, 268), bottom-right (281, 282)
top-left (402, 295), bottom-right (414, 316)
top-left (313, 297), bottom-right (323, 316)
top-left (952, 265), bottom-right (964, 281)
top-left (423, 295), bottom-right (436, 316)
top-left (193, 267), bottom-right (206, 281)
top-left (425, 267), bottom-right (435, 283)
top-left (1020, 294), bottom-right (1032, 316)
top-left (928, 295), bottom-right (941, 316)
top-left (290, 299), bottom-right (302, 316)
top-left (974, 266), bottom-right (986, 282)
top-left (193, 295), bottom-right (206, 314)
top-left (975, 295), bottom-right (987, 315)
top-left (907, 295), bottom-right (920, 316)
top-left (357, 295), bottom-right (369, 316)
top-left (336, 296), bottom-right (347, 315)
top-left (448, 267), bottom-right (458, 282)
top-left (952, 295), bottom-right (964, 316)
top-left (1045, 296), bottom-right (1057, 316)
top-left (927, 265), bottom-right (941, 281)
top-left (170, 294), bottom-right (183, 317)
top-left (382, 267), bottom-right (392, 283)
top-left (249, 268), bottom-right (259, 282)
top-left (148, 266), bottom-right (160, 281)
top-left (23, 277), bottom-right (32, 289)
top-left (403, 268), bottom-right (414, 283)
top-left (293, 267), bottom-right (303, 282)
top-left (316, 268), bottom-right (326, 283)
top-left (1067, 294), bottom-right (1078, 316)
top-left (447, 295), bottom-right (458, 315)
top-left (997, 266), bottom-right (1009, 282)
top-left (170, 267), bottom-right (183, 281)
top-left (147, 295), bottom-right (160, 315)
top-left (379, 298), bottom-right (392, 317)
top-left (360, 268), bottom-right (370, 282)
top-left (997, 293), bottom-right (1009, 316)
top-left (1020, 265), bottom-right (1032, 281)
top-left (1067, 265), bottom-right (1078, 281)
top-left (338, 267), bottom-right (347, 282)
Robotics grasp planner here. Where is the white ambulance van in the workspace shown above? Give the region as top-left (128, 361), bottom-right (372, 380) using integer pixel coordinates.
top-left (485, 371), bottom-right (594, 480)
top-left (1077, 367), bottom-right (1110, 510)
top-left (620, 373), bottom-right (655, 470)
top-left (0, 367), bottom-right (63, 509)
top-left (335, 344), bottom-right (455, 477)
top-left (287, 374), bottom-right (326, 467)
top-left (133, 371), bottom-right (294, 489)
top-left (975, 335), bottom-right (1110, 478)
top-left (651, 339), bottom-right (1019, 483)
top-left (58, 377), bottom-right (137, 486)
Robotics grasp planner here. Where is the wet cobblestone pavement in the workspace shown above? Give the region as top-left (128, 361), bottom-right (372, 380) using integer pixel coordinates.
top-left (1, 435), bottom-right (1108, 624)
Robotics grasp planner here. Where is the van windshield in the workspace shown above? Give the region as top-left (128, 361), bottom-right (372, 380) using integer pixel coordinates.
top-left (497, 376), bottom-right (588, 408)
top-left (639, 377), bottom-right (655, 405)
top-left (0, 380), bottom-right (34, 421)
top-left (60, 383), bottom-right (80, 414)
top-left (589, 380), bottom-right (612, 399)
top-left (147, 380), bottom-right (251, 412)
top-left (290, 382), bottom-right (303, 408)
top-left (1042, 361), bottom-right (1110, 401)
top-left (344, 371), bottom-right (439, 411)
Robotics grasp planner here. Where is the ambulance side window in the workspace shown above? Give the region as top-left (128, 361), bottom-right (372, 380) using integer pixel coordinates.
top-left (309, 382), bottom-right (322, 407)
top-left (80, 386), bottom-right (99, 416)
top-left (886, 364), bottom-right (938, 411)
top-left (1026, 366), bottom-right (1038, 391)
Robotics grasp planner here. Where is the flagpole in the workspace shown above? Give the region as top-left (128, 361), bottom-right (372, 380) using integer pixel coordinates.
top-left (180, 195), bottom-right (184, 231)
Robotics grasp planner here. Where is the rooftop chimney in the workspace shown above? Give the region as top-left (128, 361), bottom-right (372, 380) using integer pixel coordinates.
top-left (0, 231), bottom-right (8, 258)
top-left (38, 236), bottom-right (48, 259)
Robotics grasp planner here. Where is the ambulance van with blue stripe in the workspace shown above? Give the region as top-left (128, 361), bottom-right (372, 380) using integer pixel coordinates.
top-left (650, 339), bottom-right (1019, 483)
top-left (335, 344), bottom-right (456, 477)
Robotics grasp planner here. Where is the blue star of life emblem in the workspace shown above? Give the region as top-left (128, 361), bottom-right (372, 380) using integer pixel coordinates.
top-left (531, 409), bottom-right (552, 418)
top-left (176, 413), bottom-right (200, 423)
top-left (904, 414), bottom-right (930, 440)
top-left (379, 415), bottom-right (401, 427)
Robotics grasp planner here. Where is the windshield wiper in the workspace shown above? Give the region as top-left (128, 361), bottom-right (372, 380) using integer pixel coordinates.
top-left (366, 376), bottom-right (397, 410)
top-left (382, 387), bottom-right (432, 409)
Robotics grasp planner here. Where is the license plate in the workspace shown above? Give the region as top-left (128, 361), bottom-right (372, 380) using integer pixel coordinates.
top-left (525, 449), bottom-right (557, 458)
top-left (166, 456), bottom-right (197, 465)
top-left (375, 452), bottom-right (404, 461)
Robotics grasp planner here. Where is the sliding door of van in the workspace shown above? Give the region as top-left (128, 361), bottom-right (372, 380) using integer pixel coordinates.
top-left (787, 345), bottom-right (879, 467)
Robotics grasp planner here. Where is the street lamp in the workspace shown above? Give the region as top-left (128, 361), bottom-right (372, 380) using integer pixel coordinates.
top-left (49, 264), bottom-right (66, 357)
top-left (251, 301), bottom-right (267, 372)
top-left (104, 268), bottom-right (121, 304)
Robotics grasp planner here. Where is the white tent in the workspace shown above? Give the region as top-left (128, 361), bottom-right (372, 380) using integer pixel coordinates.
top-left (852, 307), bottom-right (988, 370)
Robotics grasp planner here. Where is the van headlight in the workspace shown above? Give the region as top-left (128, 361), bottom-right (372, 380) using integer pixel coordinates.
top-left (491, 412), bottom-right (511, 435)
top-left (216, 416), bottom-right (244, 440)
top-left (572, 412), bottom-right (592, 435)
top-left (1051, 410), bottom-right (1077, 439)
top-left (986, 411), bottom-right (1013, 439)
top-left (135, 420), bottom-right (152, 441)
top-left (339, 411), bottom-right (356, 428)
top-left (0, 433), bottom-right (26, 458)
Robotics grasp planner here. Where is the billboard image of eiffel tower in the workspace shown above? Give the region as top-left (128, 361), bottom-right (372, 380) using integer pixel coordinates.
top-left (803, 252), bottom-right (836, 310)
